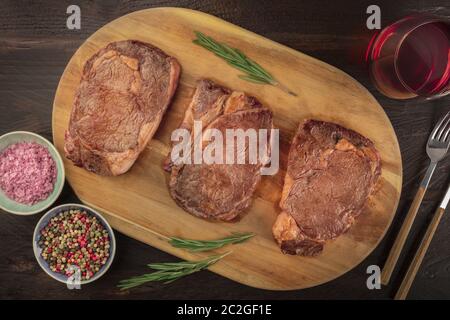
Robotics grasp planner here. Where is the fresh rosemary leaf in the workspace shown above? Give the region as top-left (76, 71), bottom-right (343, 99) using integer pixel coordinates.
top-left (145, 263), bottom-right (189, 271)
top-left (169, 232), bottom-right (254, 252)
top-left (193, 31), bottom-right (297, 96)
top-left (117, 252), bottom-right (230, 290)
top-left (147, 259), bottom-right (209, 270)
top-left (238, 75), bottom-right (270, 84)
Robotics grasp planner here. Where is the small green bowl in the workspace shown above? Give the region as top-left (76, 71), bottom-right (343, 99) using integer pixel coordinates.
top-left (0, 131), bottom-right (65, 215)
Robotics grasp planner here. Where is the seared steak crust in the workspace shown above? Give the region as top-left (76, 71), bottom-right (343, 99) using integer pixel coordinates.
top-left (168, 79), bottom-right (273, 221)
top-left (273, 120), bottom-right (381, 256)
top-left (65, 40), bottom-right (180, 175)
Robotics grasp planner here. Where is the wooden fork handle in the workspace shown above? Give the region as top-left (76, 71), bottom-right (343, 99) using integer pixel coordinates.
top-left (381, 186), bottom-right (426, 285)
top-left (395, 206), bottom-right (445, 300)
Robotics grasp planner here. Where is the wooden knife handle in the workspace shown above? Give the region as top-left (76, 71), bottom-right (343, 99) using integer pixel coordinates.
top-left (395, 207), bottom-right (445, 300)
top-left (381, 186), bottom-right (426, 285)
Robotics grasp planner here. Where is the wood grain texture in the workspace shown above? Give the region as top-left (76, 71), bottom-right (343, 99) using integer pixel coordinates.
top-left (382, 186), bottom-right (426, 284)
top-left (395, 206), bottom-right (447, 300)
top-left (52, 7), bottom-right (402, 290)
top-left (0, 0), bottom-right (449, 299)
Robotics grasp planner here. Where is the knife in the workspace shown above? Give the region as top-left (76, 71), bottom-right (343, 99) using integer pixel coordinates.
top-left (395, 184), bottom-right (450, 300)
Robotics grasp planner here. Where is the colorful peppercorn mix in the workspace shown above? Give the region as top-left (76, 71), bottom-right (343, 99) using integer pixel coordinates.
top-left (38, 209), bottom-right (111, 281)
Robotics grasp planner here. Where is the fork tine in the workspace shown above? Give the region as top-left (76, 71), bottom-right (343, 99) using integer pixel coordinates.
top-left (443, 123), bottom-right (450, 142)
top-left (437, 114), bottom-right (450, 141)
top-left (431, 111), bottom-right (450, 140)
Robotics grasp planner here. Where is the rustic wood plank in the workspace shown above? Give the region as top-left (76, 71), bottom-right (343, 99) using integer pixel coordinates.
top-left (0, 0), bottom-right (449, 299)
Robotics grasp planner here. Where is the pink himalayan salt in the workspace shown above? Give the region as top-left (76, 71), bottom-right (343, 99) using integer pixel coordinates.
top-left (0, 142), bottom-right (57, 205)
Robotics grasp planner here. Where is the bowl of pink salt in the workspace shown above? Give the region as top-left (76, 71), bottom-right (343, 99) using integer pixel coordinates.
top-left (0, 131), bottom-right (65, 215)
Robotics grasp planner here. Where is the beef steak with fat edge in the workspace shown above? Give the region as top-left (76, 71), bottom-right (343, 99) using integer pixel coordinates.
top-left (168, 80), bottom-right (273, 221)
top-left (273, 120), bottom-right (381, 256)
top-left (65, 40), bottom-right (180, 175)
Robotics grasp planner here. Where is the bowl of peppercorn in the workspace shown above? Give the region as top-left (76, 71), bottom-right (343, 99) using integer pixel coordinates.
top-left (33, 203), bottom-right (116, 285)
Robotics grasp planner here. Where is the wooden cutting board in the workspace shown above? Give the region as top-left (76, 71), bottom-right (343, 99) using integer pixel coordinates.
top-left (52, 7), bottom-right (402, 290)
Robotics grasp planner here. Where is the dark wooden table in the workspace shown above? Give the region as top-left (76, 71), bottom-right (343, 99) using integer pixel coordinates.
top-left (0, 0), bottom-right (449, 300)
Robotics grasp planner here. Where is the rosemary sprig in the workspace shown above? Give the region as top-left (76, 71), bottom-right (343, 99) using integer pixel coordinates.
top-left (117, 252), bottom-right (230, 290)
top-left (118, 233), bottom-right (253, 289)
top-left (193, 31), bottom-right (297, 96)
top-left (169, 232), bottom-right (254, 252)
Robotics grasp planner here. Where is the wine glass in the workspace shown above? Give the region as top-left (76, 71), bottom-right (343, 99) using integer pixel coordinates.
top-left (367, 14), bottom-right (450, 100)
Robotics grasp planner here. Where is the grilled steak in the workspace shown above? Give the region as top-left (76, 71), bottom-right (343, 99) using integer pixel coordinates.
top-left (273, 120), bottom-right (381, 256)
top-left (65, 40), bottom-right (180, 175)
top-left (168, 80), bottom-right (273, 221)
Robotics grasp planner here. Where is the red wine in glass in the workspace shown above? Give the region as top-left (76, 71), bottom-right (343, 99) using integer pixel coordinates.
top-left (367, 14), bottom-right (450, 99)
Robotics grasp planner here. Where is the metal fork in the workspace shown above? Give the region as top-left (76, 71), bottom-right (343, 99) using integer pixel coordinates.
top-left (381, 111), bottom-right (450, 285)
